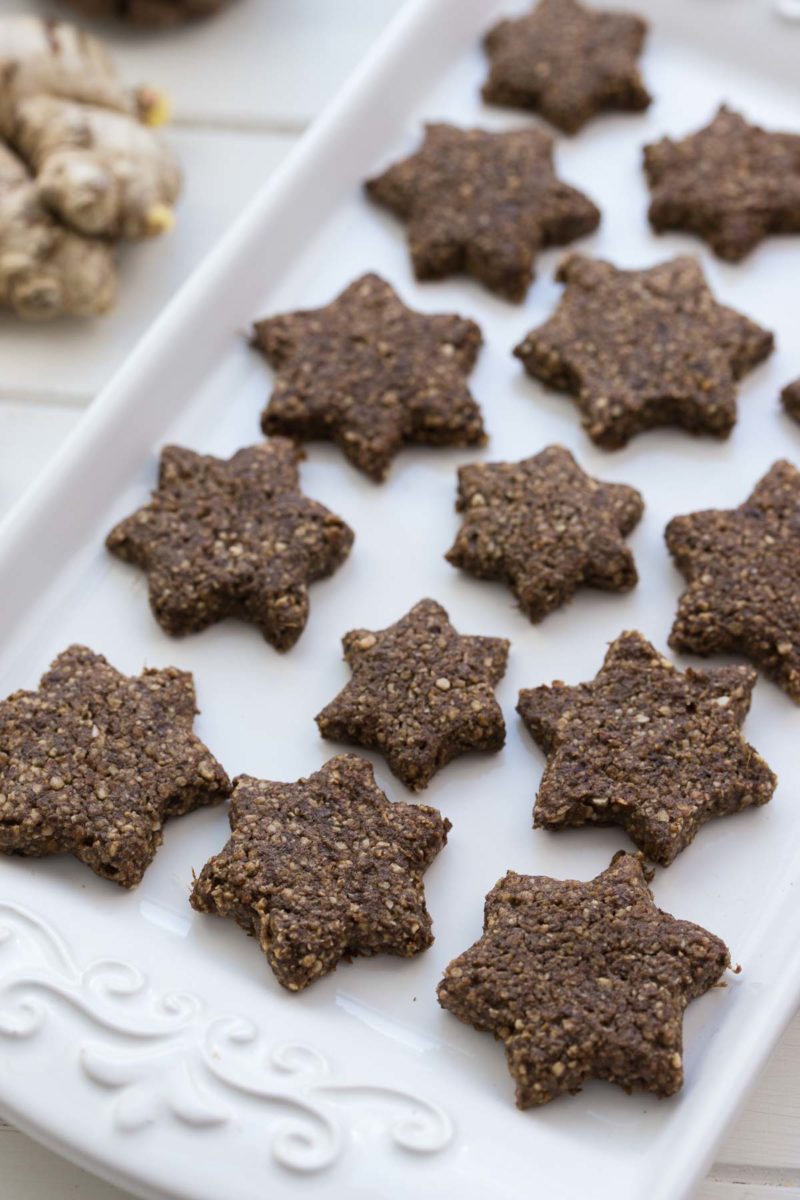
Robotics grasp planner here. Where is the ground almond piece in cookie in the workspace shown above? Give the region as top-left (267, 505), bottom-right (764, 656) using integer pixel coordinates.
top-left (514, 253), bottom-right (773, 448)
top-left (253, 273), bottom-right (485, 481)
top-left (315, 598), bottom-right (509, 791)
top-left (446, 445), bottom-right (643, 622)
top-left (437, 852), bottom-right (731, 1108)
top-left (365, 123), bottom-right (600, 302)
top-left (482, 0), bottom-right (651, 134)
top-left (190, 754), bottom-right (450, 991)
top-left (106, 439), bottom-right (353, 650)
top-left (666, 459), bottom-right (800, 702)
top-left (781, 379), bottom-right (800, 423)
top-left (518, 631), bottom-right (775, 865)
top-left (0, 645), bottom-right (230, 887)
top-left (644, 106), bottom-right (800, 262)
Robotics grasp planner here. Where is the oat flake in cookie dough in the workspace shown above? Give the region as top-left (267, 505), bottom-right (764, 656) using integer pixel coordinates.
top-left (190, 755), bottom-right (449, 991)
top-left (0, 646), bottom-right (230, 887)
top-left (365, 124), bottom-right (600, 302)
top-left (316, 599), bottom-right (508, 791)
top-left (515, 254), bottom-right (773, 448)
top-left (645, 106), bottom-right (800, 262)
top-left (667, 460), bottom-right (800, 702)
top-left (482, 0), bottom-right (651, 134)
top-left (446, 445), bottom-right (643, 622)
top-left (518, 631), bottom-right (776, 865)
top-left (107, 439), bottom-right (353, 650)
top-left (253, 274), bottom-right (485, 481)
top-left (437, 853), bottom-right (731, 1108)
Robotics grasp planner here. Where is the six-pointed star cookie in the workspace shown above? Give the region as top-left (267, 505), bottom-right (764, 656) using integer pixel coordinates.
top-left (446, 445), bottom-right (643, 622)
top-left (645, 106), bottom-right (800, 262)
top-left (482, 0), bottom-right (651, 134)
top-left (0, 646), bottom-right (230, 887)
top-left (106, 439), bottom-right (353, 650)
top-left (782, 379), bottom-right (800, 424)
top-left (666, 460), bottom-right (800, 702)
top-left (365, 123), bottom-right (600, 302)
top-left (316, 599), bottom-right (509, 791)
top-left (437, 852), bottom-right (730, 1107)
top-left (190, 754), bottom-right (450, 991)
top-left (518, 631), bottom-right (776, 864)
top-left (252, 274), bottom-right (485, 481)
top-left (515, 254), bottom-right (773, 448)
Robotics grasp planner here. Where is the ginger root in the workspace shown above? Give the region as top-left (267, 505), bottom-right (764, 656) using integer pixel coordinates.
top-left (0, 15), bottom-right (180, 242)
top-left (62, 0), bottom-right (232, 25)
top-left (0, 141), bottom-right (116, 319)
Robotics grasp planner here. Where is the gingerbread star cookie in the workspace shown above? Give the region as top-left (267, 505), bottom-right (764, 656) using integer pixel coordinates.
top-left (482, 0), bottom-right (651, 134)
top-left (446, 445), bottom-right (643, 622)
top-left (365, 124), bottom-right (600, 302)
top-left (645, 106), bottom-right (800, 262)
top-left (666, 460), bottom-right (800, 702)
top-left (253, 274), bottom-right (485, 481)
top-left (190, 754), bottom-right (450, 991)
top-left (437, 853), bottom-right (730, 1107)
top-left (515, 254), bottom-right (773, 448)
top-left (0, 645), bottom-right (230, 887)
top-left (316, 599), bottom-right (509, 791)
top-left (518, 631), bottom-right (775, 865)
top-left (782, 379), bottom-right (800, 424)
top-left (106, 439), bottom-right (353, 650)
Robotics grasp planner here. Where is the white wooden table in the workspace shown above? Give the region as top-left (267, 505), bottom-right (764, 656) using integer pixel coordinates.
top-left (0, 1), bottom-right (797, 1196)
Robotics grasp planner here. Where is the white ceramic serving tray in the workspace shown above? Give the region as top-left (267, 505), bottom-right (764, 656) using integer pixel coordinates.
top-left (1, 1), bottom-right (799, 1197)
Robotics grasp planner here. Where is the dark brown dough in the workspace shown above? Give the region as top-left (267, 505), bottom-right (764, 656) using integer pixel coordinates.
top-left (666, 459), bottom-right (800, 702)
top-left (518, 631), bottom-right (775, 865)
top-left (253, 274), bottom-right (485, 481)
top-left (316, 598), bottom-right (508, 791)
top-left (483, 0), bottom-right (651, 134)
top-left (645, 106), bottom-right (800, 261)
top-left (0, 645), bottom-right (230, 887)
top-left (190, 754), bottom-right (449, 991)
top-left (62, 0), bottom-right (231, 24)
top-left (106, 439), bottom-right (353, 650)
top-left (365, 123), bottom-right (600, 301)
top-left (437, 853), bottom-right (730, 1107)
top-left (515, 254), bottom-right (773, 448)
top-left (781, 379), bottom-right (800, 423)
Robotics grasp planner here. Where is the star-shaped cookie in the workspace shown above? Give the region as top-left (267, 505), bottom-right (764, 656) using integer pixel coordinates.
top-left (518, 631), bottom-right (775, 865)
top-left (437, 852), bottom-right (730, 1107)
top-left (365, 124), bottom-right (600, 302)
top-left (253, 274), bottom-right (485, 481)
top-left (106, 439), bottom-right (353, 650)
top-left (446, 445), bottom-right (643, 622)
top-left (482, 0), bottom-right (651, 134)
top-left (645, 106), bottom-right (800, 262)
top-left (782, 379), bottom-right (800, 424)
top-left (0, 645), bottom-right (230, 887)
top-left (666, 460), bottom-right (800, 702)
top-left (515, 254), bottom-right (773, 448)
top-left (190, 754), bottom-right (450, 991)
top-left (315, 599), bottom-right (509, 791)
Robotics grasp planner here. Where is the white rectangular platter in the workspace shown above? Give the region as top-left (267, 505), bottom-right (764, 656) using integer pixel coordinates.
top-left (0, 2), bottom-right (799, 1198)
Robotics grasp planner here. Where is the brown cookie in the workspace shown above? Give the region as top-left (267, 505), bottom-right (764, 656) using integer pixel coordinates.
top-left (106, 439), bottom-right (353, 650)
top-left (645, 106), bottom-right (800, 262)
top-left (482, 0), bottom-right (651, 134)
top-left (63, 0), bottom-right (230, 23)
top-left (446, 445), bottom-right (643, 622)
top-left (666, 460), bottom-right (800, 702)
top-left (515, 254), bottom-right (773, 448)
top-left (518, 631), bottom-right (776, 865)
top-left (252, 274), bottom-right (485, 481)
top-left (782, 379), bottom-right (800, 423)
top-left (190, 754), bottom-right (449, 991)
top-left (365, 124), bottom-right (600, 302)
top-left (437, 852), bottom-right (730, 1108)
top-left (315, 599), bottom-right (509, 791)
top-left (0, 645), bottom-right (230, 887)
